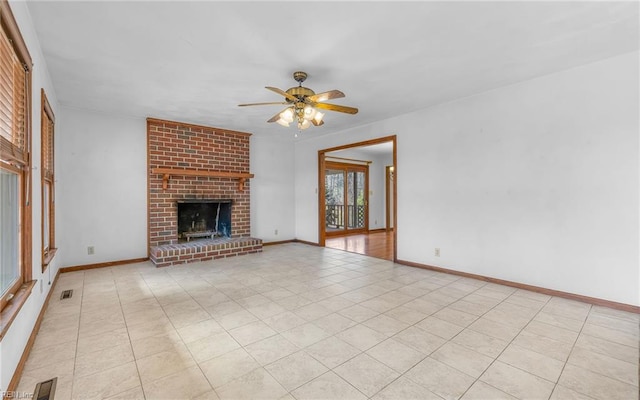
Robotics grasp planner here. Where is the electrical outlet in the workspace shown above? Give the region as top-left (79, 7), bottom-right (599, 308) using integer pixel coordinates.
top-left (87, 246), bottom-right (95, 255)
top-left (374, 219), bottom-right (377, 225)
top-left (274, 229), bottom-right (278, 235)
top-left (435, 248), bottom-right (440, 257)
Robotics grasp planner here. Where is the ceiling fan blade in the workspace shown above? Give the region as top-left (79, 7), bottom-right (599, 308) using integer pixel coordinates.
top-left (313, 102), bottom-right (359, 115)
top-left (307, 90), bottom-right (345, 103)
top-left (238, 102), bottom-right (288, 107)
top-left (267, 111), bottom-right (282, 123)
top-left (265, 86), bottom-right (298, 102)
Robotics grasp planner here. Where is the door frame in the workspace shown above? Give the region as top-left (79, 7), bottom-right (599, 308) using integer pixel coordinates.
top-left (385, 165), bottom-right (394, 233)
top-left (318, 135), bottom-right (397, 261)
top-left (324, 161), bottom-right (369, 237)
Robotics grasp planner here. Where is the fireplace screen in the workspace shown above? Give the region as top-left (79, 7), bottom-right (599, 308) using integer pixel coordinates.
top-left (177, 200), bottom-right (232, 242)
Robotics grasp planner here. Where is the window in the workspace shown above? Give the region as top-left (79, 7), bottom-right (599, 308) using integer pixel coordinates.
top-left (41, 90), bottom-right (55, 268)
top-left (0, 0), bottom-right (33, 312)
top-left (1, 166), bottom-right (20, 299)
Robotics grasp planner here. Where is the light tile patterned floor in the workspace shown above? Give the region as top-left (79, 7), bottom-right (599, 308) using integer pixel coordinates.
top-left (17, 243), bottom-right (640, 400)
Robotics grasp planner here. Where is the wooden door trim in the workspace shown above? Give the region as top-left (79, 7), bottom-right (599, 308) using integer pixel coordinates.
top-left (385, 166), bottom-right (391, 232)
top-left (393, 139), bottom-right (397, 262)
top-left (318, 149), bottom-right (326, 245)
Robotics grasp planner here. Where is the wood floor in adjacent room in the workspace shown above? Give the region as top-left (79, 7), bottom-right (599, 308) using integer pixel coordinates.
top-left (325, 231), bottom-right (394, 261)
top-left (16, 243), bottom-right (639, 400)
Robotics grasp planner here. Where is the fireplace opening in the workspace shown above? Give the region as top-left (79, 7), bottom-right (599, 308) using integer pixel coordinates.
top-left (177, 200), bottom-right (232, 242)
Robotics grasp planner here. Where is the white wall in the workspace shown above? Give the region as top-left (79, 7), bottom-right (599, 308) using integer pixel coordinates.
top-left (1, 1), bottom-right (62, 389)
top-left (250, 135), bottom-right (295, 242)
top-left (295, 51), bottom-right (639, 306)
top-left (56, 107), bottom-right (147, 267)
top-left (58, 110), bottom-right (296, 260)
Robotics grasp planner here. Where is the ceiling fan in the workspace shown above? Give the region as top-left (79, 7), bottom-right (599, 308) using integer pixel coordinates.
top-left (238, 71), bottom-right (358, 130)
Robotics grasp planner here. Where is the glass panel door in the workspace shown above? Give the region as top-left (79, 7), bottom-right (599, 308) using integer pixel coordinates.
top-left (325, 161), bottom-right (368, 236)
top-left (325, 168), bottom-right (344, 232)
top-left (346, 169), bottom-right (366, 230)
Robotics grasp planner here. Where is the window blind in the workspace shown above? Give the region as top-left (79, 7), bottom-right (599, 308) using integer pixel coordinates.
top-left (42, 110), bottom-right (53, 180)
top-left (0, 22), bottom-right (26, 164)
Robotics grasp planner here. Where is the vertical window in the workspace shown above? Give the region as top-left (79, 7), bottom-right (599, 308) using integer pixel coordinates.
top-left (41, 90), bottom-right (55, 268)
top-left (1, 167), bottom-right (20, 296)
top-left (0, 0), bottom-right (33, 311)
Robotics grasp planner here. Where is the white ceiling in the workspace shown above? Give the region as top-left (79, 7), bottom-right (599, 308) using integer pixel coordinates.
top-left (27, 1), bottom-right (638, 139)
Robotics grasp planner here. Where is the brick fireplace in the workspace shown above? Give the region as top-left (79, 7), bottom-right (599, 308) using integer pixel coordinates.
top-left (147, 118), bottom-right (262, 267)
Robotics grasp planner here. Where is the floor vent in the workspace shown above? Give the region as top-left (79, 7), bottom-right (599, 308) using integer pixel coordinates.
top-left (33, 377), bottom-right (57, 400)
top-left (60, 290), bottom-right (73, 300)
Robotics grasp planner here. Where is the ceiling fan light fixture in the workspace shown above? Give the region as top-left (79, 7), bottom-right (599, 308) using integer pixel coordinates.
top-left (239, 71), bottom-right (358, 131)
top-left (298, 119), bottom-right (311, 130)
top-left (280, 108), bottom-right (294, 123)
top-left (303, 105), bottom-right (316, 120)
top-left (313, 111), bottom-right (324, 125)
top-left (276, 118), bottom-right (290, 127)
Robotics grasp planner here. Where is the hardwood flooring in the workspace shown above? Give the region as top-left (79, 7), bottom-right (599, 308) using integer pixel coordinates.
top-left (325, 230), bottom-right (394, 261)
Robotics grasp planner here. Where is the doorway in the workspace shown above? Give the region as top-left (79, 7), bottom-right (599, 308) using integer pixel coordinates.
top-left (318, 135), bottom-right (397, 261)
top-left (325, 162), bottom-right (368, 236)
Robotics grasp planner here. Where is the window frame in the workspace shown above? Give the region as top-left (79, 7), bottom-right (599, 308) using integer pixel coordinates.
top-left (0, 162), bottom-right (24, 310)
top-left (0, 0), bottom-right (33, 316)
top-left (41, 89), bottom-right (56, 269)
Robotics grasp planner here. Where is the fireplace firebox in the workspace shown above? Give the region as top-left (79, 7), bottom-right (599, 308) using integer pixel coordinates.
top-left (177, 200), bottom-right (232, 242)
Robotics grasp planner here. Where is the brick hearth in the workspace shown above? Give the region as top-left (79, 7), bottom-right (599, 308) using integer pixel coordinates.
top-left (150, 237), bottom-right (263, 267)
top-left (147, 118), bottom-right (262, 266)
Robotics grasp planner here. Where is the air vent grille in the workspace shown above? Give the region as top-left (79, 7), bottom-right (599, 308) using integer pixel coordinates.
top-left (33, 377), bottom-right (57, 400)
top-left (60, 290), bottom-right (73, 300)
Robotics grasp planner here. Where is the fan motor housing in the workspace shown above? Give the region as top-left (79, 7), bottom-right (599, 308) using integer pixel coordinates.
top-left (286, 86), bottom-right (315, 100)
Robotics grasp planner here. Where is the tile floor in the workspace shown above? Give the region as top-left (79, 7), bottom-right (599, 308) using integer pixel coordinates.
top-left (17, 243), bottom-right (639, 400)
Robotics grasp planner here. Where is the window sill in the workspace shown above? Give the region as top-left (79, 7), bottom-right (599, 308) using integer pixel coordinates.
top-left (0, 280), bottom-right (36, 340)
top-left (42, 248), bottom-right (58, 268)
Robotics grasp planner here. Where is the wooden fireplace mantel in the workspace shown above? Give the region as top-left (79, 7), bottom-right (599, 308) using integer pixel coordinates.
top-left (151, 168), bottom-right (255, 191)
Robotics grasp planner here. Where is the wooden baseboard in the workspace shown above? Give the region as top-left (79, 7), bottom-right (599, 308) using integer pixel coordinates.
top-left (293, 239), bottom-right (320, 247)
top-left (396, 259), bottom-right (640, 314)
top-left (368, 228), bottom-right (386, 233)
top-left (5, 269), bottom-right (61, 397)
top-left (262, 240), bottom-right (296, 246)
top-left (259, 239), bottom-right (318, 247)
top-left (60, 257), bottom-right (149, 273)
